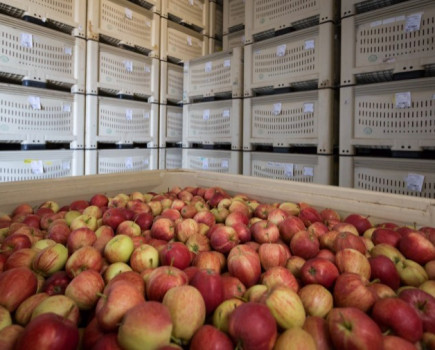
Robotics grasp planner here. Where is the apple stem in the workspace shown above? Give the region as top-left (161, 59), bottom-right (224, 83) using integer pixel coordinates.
top-left (369, 278), bottom-right (381, 285)
top-left (96, 292), bottom-right (107, 299)
top-left (170, 335), bottom-right (187, 346)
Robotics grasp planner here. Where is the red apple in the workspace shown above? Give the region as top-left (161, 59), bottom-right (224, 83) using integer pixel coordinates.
top-left (285, 256), bottom-right (306, 279)
top-left (47, 221), bottom-right (71, 245)
top-left (300, 258), bottom-right (339, 289)
top-left (333, 232), bottom-right (366, 254)
top-left (102, 207), bottom-right (127, 230)
top-left (65, 269), bottom-right (105, 310)
top-left (0, 324), bottom-right (24, 350)
top-left (261, 266), bottom-right (299, 292)
top-left (192, 251), bottom-right (225, 274)
top-left (0, 233), bottom-right (32, 257)
top-left (251, 220), bottom-right (280, 244)
top-left (193, 211), bottom-right (216, 227)
top-left (290, 230), bottom-right (320, 259)
top-left (231, 222), bottom-right (251, 243)
top-left (303, 316), bottom-right (333, 350)
top-left (320, 208), bottom-right (341, 223)
top-left (190, 268), bottom-right (224, 315)
top-left (175, 218), bottom-right (199, 242)
top-left (186, 233), bottom-right (211, 255)
top-left (15, 293), bottom-right (49, 326)
top-left (106, 271), bottom-right (145, 295)
top-left (383, 335), bottom-right (418, 350)
top-left (335, 248), bottom-right (371, 280)
top-left (69, 199), bottom-right (89, 211)
top-left (371, 228), bottom-right (401, 247)
top-left (307, 222), bottom-right (329, 238)
top-left (258, 243), bottom-right (289, 270)
top-left (298, 284), bottom-right (333, 318)
top-left (93, 225), bottom-right (115, 253)
top-left (146, 265), bottom-right (188, 301)
top-left (41, 271), bottom-right (71, 296)
top-left (227, 244), bottom-right (261, 288)
top-left (210, 225), bottom-right (240, 254)
top-left (66, 227), bottom-right (97, 254)
top-left (398, 288), bottom-right (435, 333)
top-left (298, 207), bottom-right (322, 227)
top-left (0, 267), bottom-right (37, 312)
top-left (65, 246), bottom-right (103, 278)
top-left (398, 232), bottom-right (435, 265)
top-left (315, 249), bottom-right (335, 263)
top-left (180, 204), bottom-right (198, 219)
top-left (266, 208), bottom-right (288, 226)
top-left (344, 214), bottom-right (372, 235)
top-left (368, 255), bottom-right (401, 290)
top-left (278, 216), bottom-right (306, 243)
top-left (90, 193), bottom-right (109, 207)
top-left (221, 275), bottom-right (246, 300)
top-left (190, 325), bottom-right (234, 350)
top-left (159, 241), bottom-right (192, 270)
top-left (4, 248), bottom-right (36, 270)
top-left (151, 218), bottom-right (175, 241)
top-left (333, 272), bottom-right (376, 312)
top-left (129, 244), bottom-right (159, 273)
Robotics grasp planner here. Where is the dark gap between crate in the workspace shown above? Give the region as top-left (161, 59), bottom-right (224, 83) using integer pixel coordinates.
top-left (96, 142), bottom-right (154, 150)
top-left (355, 148), bottom-right (435, 160)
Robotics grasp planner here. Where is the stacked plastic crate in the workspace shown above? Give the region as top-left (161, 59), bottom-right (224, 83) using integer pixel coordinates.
top-left (222, 0), bottom-right (245, 51)
top-left (209, 0), bottom-right (224, 53)
top-left (0, 0), bottom-right (87, 182)
top-left (84, 0), bottom-right (160, 174)
top-left (338, 0), bottom-right (435, 198)
top-left (242, 0), bottom-right (338, 185)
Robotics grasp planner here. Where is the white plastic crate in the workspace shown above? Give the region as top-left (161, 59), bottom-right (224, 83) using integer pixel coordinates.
top-left (341, 0), bottom-right (435, 85)
top-left (86, 41), bottom-right (159, 101)
top-left (223, 0), bottom-right (244, 34)
top-left (160, 17), bottom-right (209, 62)
top-left (244, 0), bottom-right (336, 44)
top-left (85, 95), bottom-right (158, 148)
top-left (223, 30), bottom-right (244, 50)
top-left (159, 104), bottom-right (183, 147)
top-left (129, 0), bottom-right (161, 13)
top-left (85, 148), bottom-right (158, 174)
top-left (159, 147), bottom-right (183, 169)
top-left (160, 61), bottom-right (184, 104)
top-left (209, 0), bottom-right (223, 39)
top-left (339, 156), bottom-right (435, 199)
top-left (340, 77), bottom-right (435, 155)
top-left (0, 0), bottom-right (86, 37)
top-left (182, 149), bottom-right (242, 174)
top-left (341, 0), bottom-right (411, 17)
top-left (208, 38), bottom-right (223, 54)
top-left (0, 14), bottom-right (85, 93)
top-left (244, 89), bottom-right (335, 154)
top-left (0, 84), bottom-right (84, 149)
top-left (244, 22), bottom-right (336, 96)
top-left (243, 152), bottom-right (336, 185)
top-left (162, 0), bottom-right (210, 34)
top-left (87, 0), bottom-right (160, 56)
top-left (182, 99), bottom-right (242, 149)
top-left (183, 47), bottom-right (243, 102)
top-left (0, 150), bottom-right (84, 182)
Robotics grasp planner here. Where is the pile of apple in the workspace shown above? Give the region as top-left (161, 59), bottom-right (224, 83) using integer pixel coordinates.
top-left (0, 185), bottom-right (434, 350)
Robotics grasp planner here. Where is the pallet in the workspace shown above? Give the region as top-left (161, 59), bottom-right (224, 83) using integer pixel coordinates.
top-left (341, 0), bottom-right (435, 86)
top-left (159, 147), bottom-right (183, 169)
top-left (340, 77), bottom-right (435, 155)
top-left (159, 104), bottom-right (183, 147)
top-left (182, 99), bottom-right (243, 150)
top-left (223, 0), bottom-right (244, 35)
top-left (182, 148), bottom-right (242, 174)
top-left (339, 156), bottom-right (435, 198)
top-left (209, 0), bottom-right (223, 39)
top-left (160, 61), bottom-right (184, 104)
top-left (223, 30), bottom-right (244, 50)
top-left (244, 22), bottom-right (336, 96)
top-left (161, 0), bottom-right (210, 35)
top-left (243, 89), bottom-right (336, 154)
top-left (86, 41), bottom-right (159, 101)
top-left (341, 0), bottom-right (411, 17)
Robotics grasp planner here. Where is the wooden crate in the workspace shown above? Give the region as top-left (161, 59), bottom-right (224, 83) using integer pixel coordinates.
top-left (160, 61), bottom-right (184, 104)
top-left (159, 104), bottom-right (183, 147)
top-left (162, 0), bottom-right (210, 34)
top-left (223, 0), bottom-right (244, 34)
top-left (182, 149), bottom-right (242, 174)
top-left (158, 147), bottom-right (183, 169)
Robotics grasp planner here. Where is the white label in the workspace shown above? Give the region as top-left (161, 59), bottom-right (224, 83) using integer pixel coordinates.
top-left (187, 36), bottom-right (192, 46)
top-left (276, 44), bottom-right (286, 57)
top-left (432, 94), bottom-right (435, 100)
top-left (125, 157), bottom-right (133, 169)
top-left (146, 20), bottom-right (151, 27)
top-left (273, 103), bottom-right (282, 116)
top-left (144, 112), bottom-right (150, 119)
top-left (62, 161), bottom-right (71, 170)
top-left (224, 59), bottom-right (231, 68)
top-left (241, 35), bottom-right (245, 44)
top-left (125, 8), bottom-right (133, 19)
top-left (143, 159), bottom-right (149, 166)
top-left (205, 61), bottom-right (212, 72)
top-left (395, 92), bottom-right (411, 108)
top-left (405, 173), bottom-right (424, 192)
top-left (126, 109), bottom-right (133, 120)
top-left (28, 96), bottom-right (41, 110)
top-left (64, 47), bottom-right (72, 55)
top-left (221, 159), bottom-right (229, 168)
top-left (124, 60), bottom-right (133, 72)
top-left (202, 158), bottom-right (209, 169)
top-left (62, 104), bottom-right (71, 112)
top-left (284, 164), bottom-right (294, 177)
top-left (203, 109), bottom-right (210, 120)
top-left (222, 109), bottom-right (230, 118)
top-left (21, 33), bottom-right (33, 48)
top-left (304, 167), bottom-right (314, 176)
top-left (304, 103), bottom-right (314, 113)
top-left (396, 15), bottom-right (406, 22)
top-left (144, 66), bottom-right (151, 73)
top-left (31, 160), bottom-right (43, 175)
top-left (405, 13), bottom-right (422, 33)
top-left (304, 40), bottom-right (315, 50)
top-left (370, 20), bottom-right (382, 27)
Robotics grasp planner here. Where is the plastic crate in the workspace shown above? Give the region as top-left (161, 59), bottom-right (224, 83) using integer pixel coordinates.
top-left (243, 152), bottom-right (336, 185)
top-left (0, 150), bottom-right (84, 182)
top-left (223, 0), bottom-right (244, 34)
top-left (208, 38), bottom-right (223, 54)
top-left (160, 17), bottom-right (209, 63)
top-left (223, 30), bottom-right (244, 50)
top-left (0, 14), bottom-right (85, 93)
top-left (244, 22), bottom-right (336, 96)
top-left (85, 95), bottom-right (158, 148)
top-left (244, 0), bottom-right (336, 44)
top-left (182, 99), bottom-right (242, 149)
top-left (0, 0), bottom-right (86, 37)
top-left (0, 83), bottom-right (84, 149)
top-left (160, 61), bottom-right (184, 104)
top-left (182, 149), bottom-right (242, 174)
top-left (244, 89), bottom-right (336, 154)
top-left (128, 0), bottom-right (161, 13)
top-left (86, 41), bottom-right (159, 101)
top-left (85, 148), bottom-right (158, 174)
top-left (159, 104), bottom-right (183, 147)
top-left (209, 0), bottom-right (223, 39)
top-left (159, 147), bottom-right (183, 169)
top-left (340, 77), bottom-right (435, 155)
top-left (339, 156), bottom-right (435, 198)
top-left (87, 0), bottom-right (160, 56)
top-left (341, 0), bottom-right (435, 86)
top-left (183, 47), bottom-right (243, 102)
top-left (162, 0), bottom-right (210, 34)
top-left (341, 0), bottom-right (411, 17)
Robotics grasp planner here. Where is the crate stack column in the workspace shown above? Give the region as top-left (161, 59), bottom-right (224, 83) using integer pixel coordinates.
top-left (85, 0), bottom-right (161, 175)
top-left (208, 0), bottom-right (224, 53)
top-left (0, 1), bottom-right (88, 182)
top-left (242, 0), bottom-right (338, 186)
top-left (222, 0), bottom-right (245, 50)
top-left (338, 0), bottom-right (435, 197)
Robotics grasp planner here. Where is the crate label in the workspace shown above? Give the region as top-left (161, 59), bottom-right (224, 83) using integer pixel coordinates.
top-left (20, 33), bottom-right (33, 48)
top-left (126, 109), bottom-right (133, 120)
top-left (125, 8), bottom-right (133, 20)
top-left (187, 36), bottom-right (193, 46)
top-left (143, 159), bottom-right (149, 166)
top-left (62, 161), bottom-right (71, 171)
top-left (276, 44), bottom-right (286, 57)
top-left (273, 103), bottom-right (282, 116)
top-left (405, 173), bottom-right (424, 192)
top-left (370, 20), bottom-right (382, 27)
top-left (146, 20), bottom-right (151, 27)
top-left (203, 109), bottom-right (210, 120)
top-left (304, 167), bottom-right (314, 176)
top-left (64, 47), bottom-right (72, 55)
top-left (284, 164), bottom-right (294, 177)
top-left (28, 96), bottom-right (41, 110)
top-left (221, 159), bottom-right (229, 168)
top-left (144, 112), bottom-right (150, 119)
top-left (224, 59), bottom-right (231, 68)
top-left (222, 109), bottom-right (230, 118)
top-left (201, 157), bottom-right (209, 169)
top-left (304, 40), bottom-right (315, 50)
top-left (304, 103), bottom-right (314, 113)
top-left (405, 13), bottom-right (422, 33)
top-left (144, 66), bottom-right (151, 73)
top-left (62, 104), bottom-right (71, 112)
top-left (31, 160), bottom-right (44, 175)
top-left (124, 60), bottom-right (133, 72)
top-left (394, 92), bottom-right (411, 108)
top-left (125, 157), bottom-right (133, 169)
top-left (205, 61), bottom-right (212, 72)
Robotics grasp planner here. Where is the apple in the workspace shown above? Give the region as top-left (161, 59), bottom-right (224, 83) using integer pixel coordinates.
top-left (370, 243), bottom-right (405, 264)
top-left (116, 220), bottom-right (141, 237)
top-left (398, 288), bottom-right (435, 333)
top-left (318, 230), bottom-right (339, 250)
top-left (307, 222), bottom-right (329, 238)
top-left (93, 225), bottom-right (115, 253)
top-left (382, 335), bottom-right (418, 350)
top-left (159, 241), bottom-right (192, 270)
top-left (225, 211), bottom-right (249, 227)
top-left (47, 221), bottom-right (71, 245)
top-left (228, 200), bottom-right (251, 217)
top-left (186, 233), bottom-right (211, 255)
top-left (41, 271), bottom-right (71, 295)
top-left (64, 210), bottom-right (81, 227)
top-left (22, 214), bottom-right (41, 229)
top-left (210, 225), bottom-right (240, 254)
top-left (15, 293), bottom-right (49, 326)
top-left (320, 208), bottom-right (340, 222)
top-left (106, 271), bottom-right (145, 295)
top-left (90, 193), bottom-right (109, 207)
top-left (315, 249), bottom-right (335, 263)
top-left (190, 268), bottom-right (224, 315)
top-left (244, 284), bottom-right (268, 303)
top-left (175, 218), bottom-right (199, 242)
top-left (31, 295), bottom-right (79, 324)
top-left (250, 220), bottom-right (280, 244)
top-left (221, 275), bottom-right (246, 300)
top-left (177, 190), bottom-right (193, 202)
top-left (298, 284), bottom-right (333, 318)
top-left (102, 208), bottom-right (127, 230)
top-left (146, 265), bottom-right (188, 301)
top-left (266, 208), bottom-right (288, 226)
top-left (104, 234), bottom-right (134, 263)
top-left (4, 248), bottom-right (36, 270)
top-left (421, 332), bottom-right (435, 350)
top-left (368, 282), bottom-right (396, 299)
top-left (368, 255), bottom-right (400, 290)
top-left (371, 228), bottom-right (401, 247)
top-left (420, 280), bottom-right (435, 298)
top-left (65, 245), bottom-right (103, 278)
top-left (327, 307), bottom-right (383, 350)
top-left (231, 222), bottom-right (251, 243)
top-left (290, 230), bottom-right (320, 259)
top-left (0, 324), bottom-right (24, 350)
top-left (160, 208), bottom-right (182, 222)
top-left (398, 232), bottom-right (435, 265)
top-left (193, 211), bottom-right (216, 228)
top-left (66, 227), bottom-right (97, 254)
top-left (335, 248), bottom-right (371, 280)
top-left (0, 304), bottom-right (11, 332)
top-left (344, 214), bottom-right (372, 235)
top-left (227, 244), bottom-right (262, 288)
top-left (190, 325), bottom-right (234, 350)
top-left (180, 204), bottom-right (198, 219)
top-left (332, 222), bottom-right (359, 236)
top-left (212, 298), bottom-right (244, 333)
top-left (285, 256), bottom-right (305, 279)
top-left (425, 260), bottom-right (435, 279)
top-left (258, 243), bottom-right (289, 270)
top-left (300, 258), bottom-right (339, 289)
top-left (303, 316), bottom-right (333, 350)
top-left (32, 243), bottom-right (68, 277)
top-left (129, 244), bottom-right (159, 273)
top-left (396, 258), bottom-right (428, 287)
top-left (274, 327), bottom-right (317, 350)
top-left (333, 272), bottom-right (376, 312)
top-left (333, 232), bottom-right (366, 254)
top-left (103, 262), bottom-right (133, 284)
top-left (65, 269), bottom-right (105, 310)
top-left (151, 218), bottom-right (175, 241)
top-left (70, 214), bottom-right (98, 231)
top-left (0, 233), bottom-right (32, 257)
top-left (261, 266), bottom-right (299, 292)
top-left (69, 199), bottom-right (89, 212)
top-left (192, 251), bottom-right (225, 274)
top-left (298, 207), bottom-right (322, 227)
